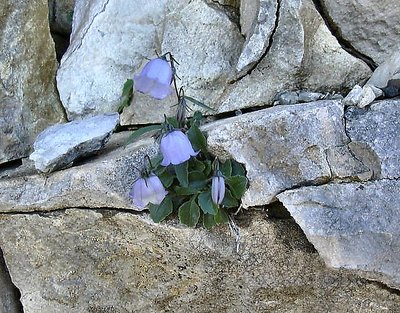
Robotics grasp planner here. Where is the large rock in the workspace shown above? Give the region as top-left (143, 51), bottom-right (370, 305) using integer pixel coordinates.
top-left (345, 99), bottom-right (400, 179)
top-left (205, 100), bottom-right (371, 207)
top-left (0, 209), bottom-right (399, 312)
top-left (30, 113), bottom-right (120, 173)
top-left (0, 249), bottom-right (22, 313)
top-left (0, 133), bottom-right (156, 213)
top-left (317, 0), bottom-right (400, 65)
top-left (0, 0), bottom-right (65, 164)
top-left (216, 0), bottom-right (371, 113)
top-left (278, 179), bottom-right (400, 290)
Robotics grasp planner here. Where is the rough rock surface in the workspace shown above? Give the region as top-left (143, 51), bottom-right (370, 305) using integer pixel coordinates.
top-left (317, 0), bottom-right (400, 65)
top-left (49, 0), bottom-right (75, 35)
top-left (0, 134), bottom-right (157, 213)
top-left (205, 100), bottom-right (371, 207)
top-left (0, 209), bottom-right (399, 312)
top-left (30, 113), bottom-right (120, 173)
top-left (345, 99), bottom-right (400, 179)
top-left (278, 179), bottom-right (400, 290)
top-left (0, 0), bottom-right (65, 164)
top-left (0, 249), bottom-right (22, 313)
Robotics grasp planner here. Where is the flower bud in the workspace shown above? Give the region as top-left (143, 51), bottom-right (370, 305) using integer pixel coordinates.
top-left (129, 174), bottom-right (168, 208)
top-left (134, 58), bottom-right (173, 100)
top-left (211, 173), bottom-right (225, 205)
top-left (160, 130), bottom-right (198, 166)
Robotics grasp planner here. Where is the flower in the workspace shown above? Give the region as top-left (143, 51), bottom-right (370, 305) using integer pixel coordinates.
top-left (133, 58), bottom-right (173, 100)
top-left (160, 130), bottom-right (198, 166)
top-left (129, 174), bottom-right (168, 208)
top-left (211, 173), bottom-right (225, 205)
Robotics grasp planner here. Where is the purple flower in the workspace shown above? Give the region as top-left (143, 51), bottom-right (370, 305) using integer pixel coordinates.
top-left (160, 130), bottom-right (198, 166)
top-left (211, 174), bottom-right (225, 205)
top-left (133, 58), bottom-right (173, 100)
top-left (129, 174), bottom-right (168, 209)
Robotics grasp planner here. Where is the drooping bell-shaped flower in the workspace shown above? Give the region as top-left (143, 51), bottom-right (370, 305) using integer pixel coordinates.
top-left (134, 58), bottom-right (173, 100)
top-left (129, 174), bottom-right (168, 209)
top-left (211, 172), bottom-right (225, 205)
top-left (160, 130), bottom-right (198, 166)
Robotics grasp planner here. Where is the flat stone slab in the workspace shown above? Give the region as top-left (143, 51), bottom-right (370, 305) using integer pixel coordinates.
top-left (278, 179), bottom-right (400, 290)
top-left (30, 113), bottom-right (120, 173)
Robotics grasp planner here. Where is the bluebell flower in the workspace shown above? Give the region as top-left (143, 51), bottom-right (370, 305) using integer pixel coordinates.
top-left (211, 172), bottom-right (225, 205)
top-left (134, 58), bottom-right (173, 100)
top-left (129, 174), bottom-right (168, 208)
top-left (160, 130), bottom-right (198, 166)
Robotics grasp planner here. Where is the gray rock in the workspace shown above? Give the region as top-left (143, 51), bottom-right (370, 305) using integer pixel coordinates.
top-left (0, 0), bottom-right (65, 164)
top-left (277, 179), bottom-right (400, 290)
top-left (343, 84), bottom-right (363, 106)
top-left (345, 99), bottom-right (400, 179)
top-left (237, 0), bottom-right (278, 72)
top-left (0, 209), bottom-right (399, 312)
top-left (318, 0), bottom-right (400, 65)
top-left (30, 113), bottom-right (120, 173)
top-left (0, 249), bottom-right (22, 313)
top-left (48, 0), bottom-right (75, 35)
top-left (217, 0), bottom-right (371, 113)
top-left (0, 133), bottom-right (156, 213)
top-left (205, 100), bottom-right (372, 207)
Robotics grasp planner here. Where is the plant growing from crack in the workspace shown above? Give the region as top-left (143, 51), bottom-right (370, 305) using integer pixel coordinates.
top-left (118, 53), bottom-right (248, 229)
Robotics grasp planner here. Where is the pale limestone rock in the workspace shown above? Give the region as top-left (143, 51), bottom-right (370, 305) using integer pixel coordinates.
top-left (0, 209), bottom-right (399, 312)
top-left (278, 179), bottom-right (400, 290)
top-left (0, 0), bottom-right (65, 164)
top-left (30, 113), bottom-right (120, 173)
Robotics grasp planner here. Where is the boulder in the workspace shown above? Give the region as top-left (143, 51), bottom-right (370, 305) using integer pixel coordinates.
top-left (278, 179), bottom-right (400, 290)
top-left (0, 209), bottom-right (399, 312)
top-left (0, 0), bottom-right (65, 164)
top-left (30, 113), bottom-right (120, 173)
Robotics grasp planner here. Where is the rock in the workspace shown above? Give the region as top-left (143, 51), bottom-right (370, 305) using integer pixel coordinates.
top-left (236, 0), bottom-right (278, 72)
top-left (317, 0), bottom-right (400, 65)
top-left (345, 99), bottom-right (400, 179)
top-left (358, 85), bottom-right (381, 108)
top-left (204, 100), bottom-right (372, 207)
top-left (121, 0), bottom-right (243, 125)
top-left (0, 133), bottom-right (157, 213)
top-left (366, 50), bottom-right (400, 89)
top-left (343, 84), bottom-right (363, 106)
top-left (48, 0), bottom-right (75, 35)
top-left (277, 179), bottom-right (400, 290)
top-left (29, 113), bottom-right (120, 173)
top-left (0, 0), bottom-right (65, 164)
top-left (0, 249), bottom-right (22, 313)
top-left (0, 209), bottom-right (399, 312)
top-left (217, 0), bottom-right (371, 113)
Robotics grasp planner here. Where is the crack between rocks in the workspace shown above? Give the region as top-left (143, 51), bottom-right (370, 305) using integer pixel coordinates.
top-left (230, 0), bottom-right (281, 84)
top-left (311, 0), bottom-right (377, 71)
top-left (205, 0), bottom-right (241, 28)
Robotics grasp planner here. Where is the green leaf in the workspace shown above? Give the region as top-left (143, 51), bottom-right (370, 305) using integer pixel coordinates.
top-left (187, 124), bottom-right (207, 153)
top-left (125, 125), bottom-right (162, 146)
top-left (189, 158), bottom-right (206, 172)
top-left (174, 186), bottom-right (199, 196)
top-left (203, 160), bottom-right (212, 176)
top-left (198, 191), bottom-right (218, 215)
top-left (178, 198), bottom-right (200, 227)
top-left (214, 208), bottom-right (229, 224)
top-left (225, 175), bottom-right (247, 199)
top-left (175, 161), bottom-right (189, 187)
top-left (117, 79), bottom-right (133, 113)
top-left (188, 171), bottom-right (208, 189)
top-left (166, 117), bottom-right (179, 128)
top-left (184, 96), bottom-right (215, 112)
top-left (203, 213), bottom-right (216, 229)
top-left (231, 160), bottom-right (246, 177)
top-left (148, 196), bottom-right (173, 223)
top-left (158, 171), bottom-right (174, 188)
top-left (220, 160), bottom-right (232, 177)
top-left (221, 189), bottom-right (239, 208)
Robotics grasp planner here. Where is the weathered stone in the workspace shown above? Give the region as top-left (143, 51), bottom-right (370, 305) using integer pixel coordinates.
top-left (0, 0), bottom-right (65, 164)
top-left (345, 99), bottom-right (400, 179)
top-left (318, 0), bottom-right (400, 65)
top-left (0, 133), bottom-right (157, 213)
top-left (205, 100), bottom-right (372, 207)
top-left (0, 209), bottom-right (399, 312)
top-left (237, 0), bottom-right (278, 72)
top-left (0, 249), bottom-right (22, 313)
top-left (217, 0), bottom-right (371, 113)
top-left (343, 84), bottom-right (363, 106)
top-left (29, 113), bottom-right (120, 173)
top-left (278, 179), bottom-right (400, 290)
top-left (48, 0), bottom-right (75, 35)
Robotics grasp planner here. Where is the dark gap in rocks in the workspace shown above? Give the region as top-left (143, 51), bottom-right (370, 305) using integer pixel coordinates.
top-left (230, 0), bottom-right (281, 83)
top-left (51, 31), bottom-right (71, 62)
top-left (0, 248), bottom-right (24, 313)
top-left (0, 159), bottom-right (23, 173)
top-left (265, 201), bottom-right (292, 219)
top-left (206, 0), bottom-right (241, 30)
top-left (367, 280), bottom-right (400, 296)
top-left (311, 0), bottom-right (377, 71)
